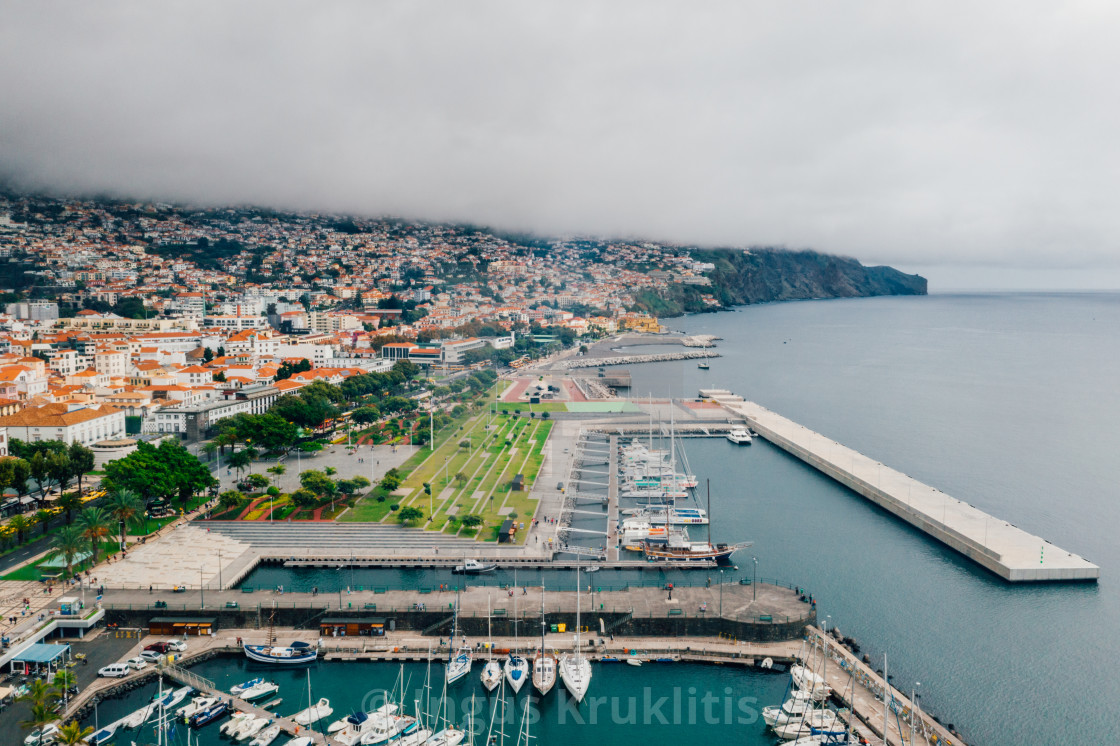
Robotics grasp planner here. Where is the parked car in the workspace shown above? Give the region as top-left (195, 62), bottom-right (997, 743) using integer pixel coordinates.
top-left (97, 663), bottom-right (130, 678)
top-left (126, 657), bottom-right (147, 670)
top-left (24, 723), bottom-right (60, 745)
top-left (167, 639), bottom-right (188, 652)
top-left (144, 641), bottom-right (173, 653)
top-left (139, 650), bottom-right (163, 663)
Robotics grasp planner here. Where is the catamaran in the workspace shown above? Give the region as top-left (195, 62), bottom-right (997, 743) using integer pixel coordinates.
top-left (558, 563), bottom-right (592, 702)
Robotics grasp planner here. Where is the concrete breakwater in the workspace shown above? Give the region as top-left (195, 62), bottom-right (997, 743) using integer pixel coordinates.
top-left (557, 350), bottom-right (720, 369)
top-left (702, 389), bottom-right (1099, 582)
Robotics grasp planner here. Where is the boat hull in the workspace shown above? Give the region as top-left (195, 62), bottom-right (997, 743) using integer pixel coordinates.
top-left (243, 644), bottom-right (317, 665)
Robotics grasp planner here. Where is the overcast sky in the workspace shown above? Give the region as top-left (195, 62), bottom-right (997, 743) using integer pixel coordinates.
top-left (2, 2), bottom-right (1119, 289)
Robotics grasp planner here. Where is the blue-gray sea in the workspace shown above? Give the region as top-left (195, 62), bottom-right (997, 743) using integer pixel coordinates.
top-left (95, 293), bottom-right (1120, 746)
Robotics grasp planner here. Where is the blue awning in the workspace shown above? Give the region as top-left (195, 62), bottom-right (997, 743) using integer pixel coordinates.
top-left (12, 643), bottom-right (70, 664)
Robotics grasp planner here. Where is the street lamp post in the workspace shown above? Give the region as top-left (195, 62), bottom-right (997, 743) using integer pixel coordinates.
top-left (719, 569), bottom-right (723, 617)
top-left (200, 568), bottom-right (205, 608)
top-left (752, 557), bottom-right (758, 601)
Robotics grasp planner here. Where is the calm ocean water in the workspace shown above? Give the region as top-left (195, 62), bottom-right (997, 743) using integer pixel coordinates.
top-left (102, 293), bottom-right (1119, 746)
top-left (626, 292), bottom-right (1120, 744)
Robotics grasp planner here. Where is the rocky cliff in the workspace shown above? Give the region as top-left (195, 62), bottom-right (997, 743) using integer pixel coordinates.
top-left (633, 248), bottom-right (927, 317)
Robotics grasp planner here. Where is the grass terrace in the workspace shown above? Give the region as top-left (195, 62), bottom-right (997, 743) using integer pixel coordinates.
top-left (346, 411), bottom-right (552, 542)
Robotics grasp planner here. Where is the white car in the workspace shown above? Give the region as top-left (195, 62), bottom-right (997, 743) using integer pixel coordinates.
top-left (98, 663), bottom-right (130, 678)
top-left (127, 656), bottom-right (148, 670)
top-left (168, 639), bottom-right (188, 652)
top-left (24, 723), bottom-right (60, 745)
top-left (139, 650), bottom-right (163, 663)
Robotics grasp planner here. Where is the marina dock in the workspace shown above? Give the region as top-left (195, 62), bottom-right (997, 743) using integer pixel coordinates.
top-left (702, 390), bottom-right (1099, 582)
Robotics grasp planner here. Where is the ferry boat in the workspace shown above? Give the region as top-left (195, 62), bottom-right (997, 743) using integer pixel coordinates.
top-left (726, 427), bottom-right (753, 445)
top-left (622, 507), bottom-right (709, 525)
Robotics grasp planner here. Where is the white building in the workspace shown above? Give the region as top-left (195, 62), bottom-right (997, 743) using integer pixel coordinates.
top-left (0, 403), bottom-right (125, 446)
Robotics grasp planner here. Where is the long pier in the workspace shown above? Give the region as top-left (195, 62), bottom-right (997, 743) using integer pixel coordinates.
top-left (557, 350), bottom-right (720, 369)
top-left (702, 390), bottom-right (1099, 582)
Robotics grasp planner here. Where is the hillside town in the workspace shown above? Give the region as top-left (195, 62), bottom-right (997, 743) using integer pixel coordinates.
top-left (0, 194), bottom-right (715, 465)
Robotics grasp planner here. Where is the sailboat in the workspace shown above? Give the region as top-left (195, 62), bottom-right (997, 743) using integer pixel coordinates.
top-left (445, 585), bottom-right (473, 684)
top-left (481, 594), bottom-right (502, 691)
top-left (532, 586), bottom-right (556, 695)
top-left (504, 579), bottom-right (529, 693)
top-left (558, 562), bottom-right (591, 702)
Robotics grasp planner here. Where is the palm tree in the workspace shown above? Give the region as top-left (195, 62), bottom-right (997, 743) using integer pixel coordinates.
top-left (103, 489), bottom-right (142, 550)
top-left (266, 464), bottom-right (286, 490)
top-left (8, 514), bottom-right (33, 544)
top-left (56, 491), bottom-right (83, 525)
top-left (55, 720), bottom-right (94, 746)
top-left (20, 702), bottom-right (57, 738)
top-left (77, 507), bottom-right (110, 565)
top-left (35, 508), bottom-right (53, 536)
top-left (18, 678), bottom-right (57, 709)
top-left (49, 526), bottom-right (86, 580)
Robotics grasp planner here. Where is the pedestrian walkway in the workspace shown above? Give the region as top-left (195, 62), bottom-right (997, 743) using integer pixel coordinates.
top-left (92, 524), bottom-right (251, 590)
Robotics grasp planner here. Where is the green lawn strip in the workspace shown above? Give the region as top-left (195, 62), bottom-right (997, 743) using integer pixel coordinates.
top-left (436, 428), bottom-right (510, 531)
top-left (471, 421), bottom-right (541, 538)
top-left (491, 421), bottom-right (550, 543)
top-left (481, 420), bottom-right (553, 543)
top-left (3, 539), bottom-right (123, 581)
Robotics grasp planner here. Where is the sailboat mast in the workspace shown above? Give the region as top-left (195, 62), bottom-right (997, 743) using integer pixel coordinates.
top-left (707, 479), bottom-right (711, 547)
top-left (575, 559), bottom-right (581, 662)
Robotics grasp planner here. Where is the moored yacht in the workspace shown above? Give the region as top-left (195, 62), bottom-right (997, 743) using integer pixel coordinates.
top-left (727, 427), bottom-right (752, 445)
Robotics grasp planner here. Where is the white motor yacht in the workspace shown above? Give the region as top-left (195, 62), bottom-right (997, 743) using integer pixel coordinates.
top-left (726, 427), bottom-right (752, 445)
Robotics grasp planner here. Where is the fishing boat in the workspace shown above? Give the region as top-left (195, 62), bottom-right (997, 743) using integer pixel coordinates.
top-left (178, 695), bottom-right (218, 719)
top-left (452, 559), bottom-right (497, 574)
top-left (189, 701), bottom-right (229, 728)
top-left (726, 427), bottom-right (752, 445)
top-left (292, 697), bottom-right (333, 725)
top-left (445, 586), bottom-right (472, 684)
top-left (532, 587), bottom-right (557, 696)
top-left (558, 562), bottom-right (592, 702)
top-left (697, 361), bottom-right (709, 370)
top-left (480, 595), bottom-right (502, 692)
top-left (243, 605), bottom-right (317, 665)
top-left (239, 680), bottom-right (280, 701)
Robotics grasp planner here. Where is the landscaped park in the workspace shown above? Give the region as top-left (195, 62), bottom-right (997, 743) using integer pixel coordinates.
top-left (343, 411), bottom-right (552, 543)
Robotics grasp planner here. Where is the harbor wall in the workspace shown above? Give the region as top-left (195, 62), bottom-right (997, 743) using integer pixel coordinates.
top-left (750, 419), bottom-right (1011, 578)
top-left (101, 606), bottom-right (812, 643)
